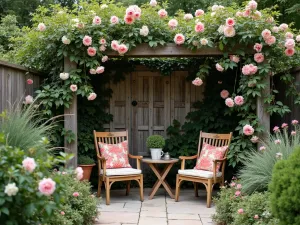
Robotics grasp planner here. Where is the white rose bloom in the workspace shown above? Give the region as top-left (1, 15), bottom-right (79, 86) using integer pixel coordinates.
top-left (59, 72), bottom-right (69, 80)
top-left (5, 183), bottom-right (19, 196)
top-left (101, 4), bottom-right (108, 9)
top-left (218, 25), bottom-right (225, 34)
top-left (61, 36), bottom-right (70, 45)
top-left (71, 18), bottom-right (79, 23)
top-left (211, 12), bottom-right (216, 17)
top-left (149, 0), bottom-right (157, 7)
top-left (140, 26), bottom-right (149, 36)
top-left (211, 5), bottom-right (219, 11)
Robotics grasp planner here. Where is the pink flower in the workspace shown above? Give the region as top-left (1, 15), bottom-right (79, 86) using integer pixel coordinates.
top-left (168, 19), bottom-right (178, 29)
top-left (150, 0), bottom-right (157, 7)
top-left (243, 124), bottom-right (254, 136)
top-left (22, 157), bottom-right (36, 173)
top-left (272, 26), bottom-right (279, 33)
top-left (125, 7), bottom-right (134, 17)
top-left (174, 34), bottom-right (185, 45)
top-left (236, 11), bottom-right (243, 17)
top-left (235, 191), bottom-right (241, 196)
top-left (265, 35), bottom-right (276, 44)
top-left (89, 69), bottom-right (96, 74)
top-left (281, 123), bottom-right (288, 129)
top-left (223, 26), bottom-right (236, 37)
top-left (220, 90), bottom-right (229, 99)
top-left (251, 136), bottom-right (259, 143)
top-left (76, 22), bottom-right (85, 29)
top-left (236, 184), bottom-right (242, 189)
top-left (38, 178), bottom-right (56, 196)
top-left (279, 23), bottom-right (288, 31)
top-left (216, 63), bottom-right (224, 72)
top-left (195, 9), bottom-right (204, 17)
top-left (234, 96), bottom-right (244, 106)
top-left (252, 11), bottom-right (261, 20)
top-left (70, 84), bottom-right (77, 92)
top-left (261, 29), bottom-right (271, 39)
top-left (225, 98), bottom-right (234, 107)
top-left (88, 93), bottom-right (97, 101)
top-left (238, 208), bottom-right (244, 214)
top-left (124, 15), bottom-right (135, 25)
top-left (230, 55), bottom-right (240, 63)
top-left (249, 64), bottom-right (258, 74)
top-left (99, 45), bottom-right (106, 52)
top-left (37, 23), bottom-right (46, 31)
top-left (230, 182), bottom-right (236, 187)
top-left (158, 9), bottom-right (168, 18)
top-left (292, 120), bottom-right (299, 125)
top-left (87, 47), bottom-right (97, 57)
top-left (25, 95), bottom-right (33, 104)
top-left (117, 44), bottom-right (128, 55)
top-left (134, 12), bottom-right (141, 19)
top-left (184, 14), bottom-right (193, 20)
top-left (266, 17), bottom-right (274, 23)
top-left (226, 18), bottom-right (235, 27)
top-left (102, 56), bottom-right (108, 62)
top-left (273, 126), bottom-right (280, 133)
top-left (285, 48), bottom-right (295, 57)
top-left (96, 66), bottom-right (105, 74)
top-left (291, 131), bottom-right (296, 136)
top-left (285, 32), bottom-right (294, 39)
top-left (254, 53), bottom-right (264, 63)
top-left (73, 192), bottom-right (79, 197)
top-left (285, 39), bottom-right (295, 49)
top-left (296, 35), bottom-right (300, 42)
top-left (195, 22), bottom-right (205, 33)
top-left (27, 79), bottom-right (33, 85)
top-left (110, 16), bottom-right (119, 24)
top-left (243, 9), bottom-right (251, 17)
top-left (111, 40), bottom-right (119, 51)
top-left (274, 139), bottom-right (281, 144)
top-left (192, 78), bottom-right (203, 86)
top-left (248, 0), bottom-right (257, 10)
top-left (92, 16), bottom-right (101, 25)
top-left (99, 38), bottom-right (106, 45)
top-left (62, 36), bottom-right (71, 45)
top-left (254, 215), bottom-right (259, 219)
top-left (75, 167), bottom-right (83, 180)
top-left (259, 146), bottom-right (266, 151)
top-left (253, 43), bottom-right (263, 52)
top-left (61, 211), bottom-right (65, 215)
top-left (242, 64), bottom-right (258, 75)
top-left (83, 36), bottom-right (92, 46)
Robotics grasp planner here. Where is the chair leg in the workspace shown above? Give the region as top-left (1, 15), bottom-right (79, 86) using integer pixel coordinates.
top-left (206, 179), bottom-right (212, 208)
top-left (97, 176), bottom-right (103, 197)
top-left (126, 181), bottom-right (131, 196)
top-left (139, 175), bottom-right (144, 202)
top-left (175, 174), bottom-right (181, 202)
top-left (105, 177), bottom-right (111, 205)
top-left (193, 182), bottom-right (199, 197)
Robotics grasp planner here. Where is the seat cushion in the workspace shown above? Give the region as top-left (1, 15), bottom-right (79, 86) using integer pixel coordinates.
top-left (194, 142), bottom-right (228, 172)
top-left (101, 168), bottom-right (142, 176)
top-left (98, 141), bottom-right (131, 169)
top-left (178, 169), bottom-right (222, 178)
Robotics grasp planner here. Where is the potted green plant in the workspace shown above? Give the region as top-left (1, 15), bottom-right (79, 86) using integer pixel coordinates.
top-left (146, 135), bottom-right (165, 160)
top-left (78, 155), bottom-right (96, 181)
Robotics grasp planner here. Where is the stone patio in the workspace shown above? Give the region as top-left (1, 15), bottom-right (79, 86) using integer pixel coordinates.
top-left (94, 188), bottom-right (217, 225)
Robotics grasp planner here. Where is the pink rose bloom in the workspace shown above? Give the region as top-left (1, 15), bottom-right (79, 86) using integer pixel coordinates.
top-left (266, 17), bottom-right (274, 23)
top-left (254, 53), bottom-right (264, 63)
top-left (168, 19), bottom-right (178, 29)
top-left (243, 124), bottom-right (254, 136)
top-left (285, 39), bottom-right (295, 49)
top-left (37, 23), bottom-right (46, 31)
top-left (134, 12), bottom-right (141, 19)
top-left (195, 22), bottom-right (205, 33)
top-left (249, 64), bottom-right (258, 74)
top-left (234, 96), bottom-right (244, 106)
top-left (83, 35), bottom-right (92, 46)
top-left (259, 146), bottom-right (266, 151)
top-left (273, 126), bottom-right (280, 133)
top-left (99, 45), bottom-right (106, 52)
top-left (149, 0), bottom-right (157, 7)
top-left (285, 32), bottom-right (294, 39)
top-left (243, 9), bottom-right (250, 17)
top-left (25, 95), bottom-right (33, 104)
top-left (272, 26), bottom-right (279, 33)
top-left (251, 136), bottom-right (259, 143)
top-left (158, 9), bottom-right (168, 18)
top-left (76, 22), bottom-right (85, 29)
top-left (226, 18), bottom-right (235, 27)
top-left (75, 167), bottom-right (83, 180)
top-left (87, 47), bottom-right (97, 57)
top-left (279, 23), bottom-right (288, 31)
top-left (254, 215), bottom-right (259, 219)
top-left (230, 182), bottom-right (236, 187)
top-left (225, 98), bottom-right (234, 108)
top-left (38, 178), bottom-right (56, 196)
top-left (296, 35), bottom-right (300, 42)
top-left (110, 16), bottom-right (119, 24)
top-left (117, 44), bottom-right (128, 55)
top-left (248, 0), bottom-right (257, 10)
top-left (230, 55), bottom-right (240, 63)
top-left (174, 34), bottom-right (185, 45)
top-left (236, 184), bottom-right (242, 189)
top-left (70, 84), bottom-right (77, 92)
top-left (195, 9), bottom-right (204, 17)
top-left (22, 157), bottom-right (36, 173)
top-left (61, 211), bottom-right (65, 215)
top-left (88, 93), bottom-right (97, 101)
top-left (274, 139), bottom-right (281, 144)
top-left (62, 36), bottom-right (70, 45)
top-left (73, 192), bottom-right (79, 197)
top-left (291, 131), bottom-right (296, 136)
top-left (92, 16), bottom-right (101, 25)
top-left (111, 40), bottom-right (119, 51)
top-left (253, 43), bottom-right (263, 52)
top-left (192, 78), bottom-right (203, 86)
top-left (285, 48), bottom-right (295, 57)
top-left (281, 123), bottom-right (288, 129)
top-left (102, 56), bottom-right (108, 62)
top-left (126, 7), bottom-right (134, 17)
top-left (292, 120), bottom-right (299, 125)
top-left (223, 26), bottom-right (236, 37)
top-left (184, 14), bottom-right (193, 20)
top-left (99, 38), bottom-right (106, 45)
top-left (242, 65), bottom-right (251, 75)
top-left (235, 191), bottom-right (241, 196)
top-left (27, 79), bottom-right (33, 85)
top-left (238, 208), bottom-right (244, 214)
top-left (124, 15), bottom-right (135, 25)
top-left (261, 29), bottom-right (271, 39)
top-left (96, 66), bottom-right (105, 74)
top-left (89, 69), bottom-right (96, 74)
top-left (216, 63), bottom-right (224, 72)
top-left (220, 90), bottom-right (229, 99)
top-left (252, 11), bottom-right (261, 20)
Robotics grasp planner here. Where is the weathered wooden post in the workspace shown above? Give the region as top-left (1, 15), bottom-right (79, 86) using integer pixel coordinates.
top-left (64, 57), bottom-right (78, 167)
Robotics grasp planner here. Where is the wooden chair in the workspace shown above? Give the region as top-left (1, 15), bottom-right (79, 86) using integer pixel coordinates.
top-left (93, 130), bottom-right (144, 205)
top-left (175, 131), bottom-right (232, 208)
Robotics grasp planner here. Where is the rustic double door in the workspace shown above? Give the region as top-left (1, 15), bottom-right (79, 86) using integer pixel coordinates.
top-left (105, 69), bottom-right (204, 156)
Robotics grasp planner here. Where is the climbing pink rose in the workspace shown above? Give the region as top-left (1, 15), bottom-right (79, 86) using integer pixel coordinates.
top-left (230, 182), bottom-right (236, 187)
top-left (243, 9), bottom-right (250, 17)
top-left (274, 139), bottom-right (281, 144)
top-left (243, 124), bottom-right (254, 136)
top-left (249, 64), bottom-right (258, 74)
top-left (87, 47), bottom-right (97, 57)
top-left (235, 191), bottom-right (241, 196)
top-left (216, 63), bottom-right (224, 72)
top-left (75, 167), bottom-right (83, 180)
top-left (279, 23), bottom-right (288, 31)
top-left (99, 45), bottom-right (106, 52)
top-left (83, 36), bottom-right (92, 46)
top-left (272, 26), bottom-right (279, 33)
top-left (291, 131), bottom-right (296, 136)
top-left (285, 48), bottom-right (295, 57)
top-left (223, 26), bottom-right (235, 37)
top-left (192, 78), bottom-right (203, 86)
top-left (261, 29), bottom-right (271, 39)
top-left (225, 98), bottom-right (234, 108)
top-left (285, 39), bottom-right (295, 49)
top-left (251, 136), bottom-right (259, 143)
top-left (111, 40), bottom-right (119, 51)
top-left (73, 192), bottom-right (79, 197)
top-left (92, 16), bottom-right (101, 25)
top-left (27, 79), bottom-right (33, 85)
top-left (285, 32), bottom-right (294, 39)
top-left (25, 95), bottom-right (33, 104)
top-left (117, 44), bottom-right (128, 55)
top-left (230, 55), bottom-right (240, 63)
top-left (61, 211), bottom-right (65, 215)
top-left (102, 56), bottom-right (108, 62)
top-left (253, 43), bottom-right (263, 52)
top-left (70, 84), bottom-right (77, 92)
top-left (248, 0), bottom-right (257, 10)
top-left (184, 14), bottom-right (193, 20)
top-left (96, 66), bottom-right (105, 74)
top-left (124, 15), bottom-right (135, 25)
top-left (134, 12), bottom-right (141, 19)
top-left (168, 19), bottom-right (178, 29)
top-left (195, 9), bottom-right (204, 17)
top-left (89, 69), bottom-right (96, 74)
top-left (220, 90), bottom-right (229, 99)
top-left (37, 23), bottom-right (46, 31)
top-left (234, 96), bottom-right (244, 106)
top-left (281, 123), bottom-right (288, 129)
top-left (273, 126), bottom-right (280, 133)
top-left (88, 93), bottom-right (97, 101)
top-left (236, 11), bottom-right (243, 17)
top-left (125, 7), bottom-right (134, 17)
top-left (158, 9), bottom-right (168, 18)
top-left (292, 120), bottom-right (299, 125)
top-left (254, 53), bottom-right (264, 63)
top-left (238, 208), bottom-right (244, 214)
top-left (254, 215), bottom-right (259, 219)
top-left (99, 38), bottom-right (106, 45)
top-left (236, 184), bottom-right (242, 189)
top-left (226, 18), bottom-right (235, 27)
top-left (174, 34), bottom-right (185, 45)
top-left (110, 16), bottom-right (119, 24)
top-left (242, 65), bottom-right (251, 75)
top-left (22, 157), bottom-right (36, 173)
top-left (38, 178), bottom-right (56, 196)
top-left (195, 22), bottom-right (205, 33)
top-left (259, 146), bottom-right (266, 151)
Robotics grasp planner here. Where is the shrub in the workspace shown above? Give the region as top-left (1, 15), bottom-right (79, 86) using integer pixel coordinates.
top-left (146, 135), bottom-right (165, 148)
top-left (269, 147), bottom-right (300, 225)
top-left (78, 155), bottom-right (95, 165)
top-left (239, 122), bottom-right (300, 194)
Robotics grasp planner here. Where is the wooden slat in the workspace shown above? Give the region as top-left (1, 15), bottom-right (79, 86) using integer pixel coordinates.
top-left (164, 76), bottom-right (171, 136)
top-left (149, 76), bottom-right (154, 136)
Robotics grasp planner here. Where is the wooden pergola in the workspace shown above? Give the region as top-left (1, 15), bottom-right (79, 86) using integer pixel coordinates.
top-left (64, 43), bottom-right (270, 167)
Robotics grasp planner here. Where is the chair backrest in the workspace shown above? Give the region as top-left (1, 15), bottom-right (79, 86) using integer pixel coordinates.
top-left (197, 131), bottom-right (233, 157)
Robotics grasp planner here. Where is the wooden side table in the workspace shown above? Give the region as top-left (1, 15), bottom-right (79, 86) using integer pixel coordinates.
top-left (142, 158), bottom-right (179, 199)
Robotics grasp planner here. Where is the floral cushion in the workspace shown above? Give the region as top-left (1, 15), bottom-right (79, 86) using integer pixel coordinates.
top-left (98, 141), bottom-right (132, 169)
top-left (194, 142), bottom-right (228, 172)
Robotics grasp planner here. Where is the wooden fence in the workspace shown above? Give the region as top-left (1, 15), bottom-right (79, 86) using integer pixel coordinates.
top-left (0, 60), bottom-right (42, 113)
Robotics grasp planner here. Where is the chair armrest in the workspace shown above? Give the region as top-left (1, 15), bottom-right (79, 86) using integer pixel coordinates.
top-left (128, 154), bottom-right (143, 170)
top-left (97, 156), bottom-right (107, 176)
top-left (212, 158), bottom-right (227, 182)
top-left (179, 155), bottom-right (198, 170)
top-left (97, 155), bottom-right (106, 162)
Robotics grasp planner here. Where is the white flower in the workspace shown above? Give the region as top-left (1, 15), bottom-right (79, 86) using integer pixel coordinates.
top-left (71, 18), bottom-right (79, 23)
top-left (59, 72), bottom-right (69, 80)
top-left (183, 13), bottom-right (193, 20)
top-left (61, 36), bottom-right (71, 45)
top-left (25, 95), bottom-right (33, 104)
top-left (200, 38), bottom-right (208, 45)
top-left (139, 25), bottom-right (149, 36)
top-left (212, 5), bottom-right (219, 11)
top-left (218, 25), bottom-right (225, 34)
top-left (5, 183), bottom-right (19, 196)
top-left (101, 4), bottom-right (108, 9)
top-left (149, 0), bottom-right (157, 7)
top-left (276, 152), bottom-right (283, 159)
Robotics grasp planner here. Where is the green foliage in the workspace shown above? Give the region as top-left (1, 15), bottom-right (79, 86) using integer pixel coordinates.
top-left (78, 155), bottom-right (95, 165)
top-left (239, 123), bottom-right (300, 194)
top-left (146, 135), bottom-right (165, 148)
top-left (269, 146), bottom-right (300, 225)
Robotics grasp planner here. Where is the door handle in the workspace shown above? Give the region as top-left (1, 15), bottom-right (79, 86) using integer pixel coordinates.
top-left (131, 100), bottom-right (138, 106)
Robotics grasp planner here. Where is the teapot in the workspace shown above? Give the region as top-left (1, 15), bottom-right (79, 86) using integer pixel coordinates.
top-left (164, 152), bottom-right (171, 160)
